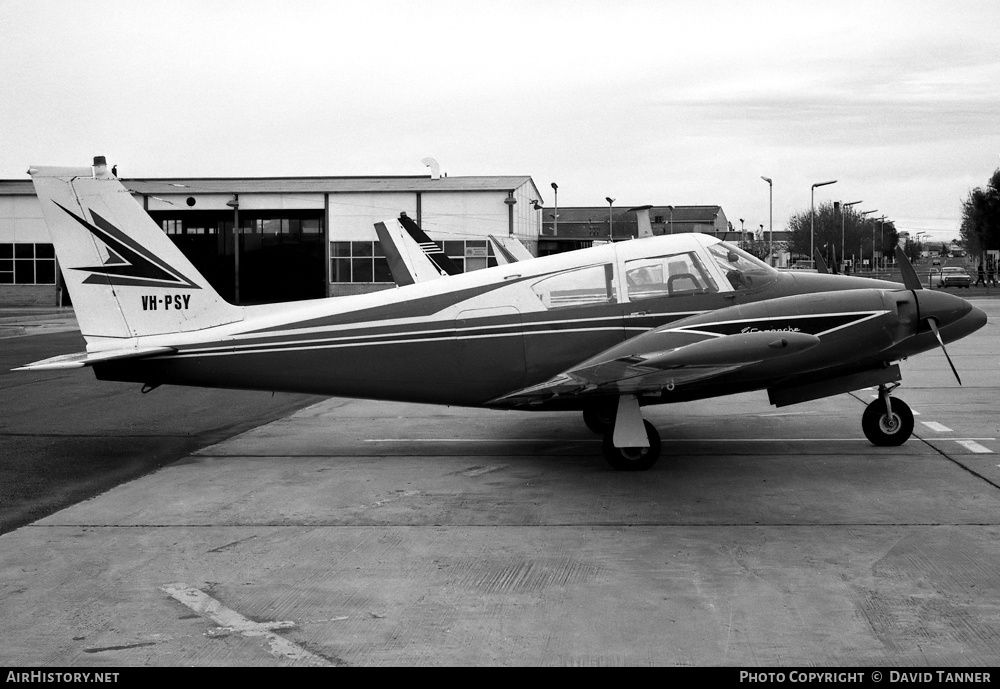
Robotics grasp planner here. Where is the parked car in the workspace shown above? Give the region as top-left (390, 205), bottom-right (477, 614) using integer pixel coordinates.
top-left (931, 258), bottom-right (941, 266)
top-left (930, 266), bottom-right (972, 289)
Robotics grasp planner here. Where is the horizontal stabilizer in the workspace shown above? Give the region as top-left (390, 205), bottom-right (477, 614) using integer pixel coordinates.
top-left (13, 346), bottom-right (174, 371)
top-left (640, 330), bottom-right (821, 369)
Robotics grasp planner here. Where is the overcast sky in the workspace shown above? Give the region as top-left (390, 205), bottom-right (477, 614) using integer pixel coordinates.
top-left (2, 0), bottom-right (998, 242)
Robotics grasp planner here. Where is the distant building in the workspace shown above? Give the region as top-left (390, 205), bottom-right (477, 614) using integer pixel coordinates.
top-left (0, 171), bottom-right (542, 306)
top-left (539, 205), bottom-right (729, 255)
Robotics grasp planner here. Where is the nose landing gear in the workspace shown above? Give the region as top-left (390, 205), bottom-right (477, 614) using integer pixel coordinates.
top-left (862, 383), bottom-right (914, 446)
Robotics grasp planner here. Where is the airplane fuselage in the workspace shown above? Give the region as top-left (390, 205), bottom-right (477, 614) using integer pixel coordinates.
top-left (90, 235), bottom-right (982, 411)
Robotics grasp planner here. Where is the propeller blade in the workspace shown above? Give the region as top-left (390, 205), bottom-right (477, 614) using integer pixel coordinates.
top-left (927, 317), bottom-right (962, 385)
top-left (813, 250), bottom-right (829, 274)
top-left (895, 245), bottom-right (923, 291)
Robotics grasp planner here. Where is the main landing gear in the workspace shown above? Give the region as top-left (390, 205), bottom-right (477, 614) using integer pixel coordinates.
top-left (583, 396), bottom-right (662, 471)
top-left (862, 383), bottom-right (914, 446)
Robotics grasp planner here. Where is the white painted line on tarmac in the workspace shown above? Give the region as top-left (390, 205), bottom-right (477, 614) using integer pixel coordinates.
top-left (954, 440), bottom-right (994, 454)
top-left (366, 438), bottom-right (598, 443)
top-left (921, 421), bottom-right (953, 432)
top-left (365, 438), bottom-right (874, 443)
top-left (161, 583), bottom-right (333, 667)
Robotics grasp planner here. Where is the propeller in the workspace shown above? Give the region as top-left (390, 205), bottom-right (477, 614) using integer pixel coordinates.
top-left (894, 245), bottom-right (962, 385)
top-left (927, 317), bottom-right (962, 385)
top-left (812, 249), bottom-right (830, 274)
top-left (896, 245), bottom-right (923, 290)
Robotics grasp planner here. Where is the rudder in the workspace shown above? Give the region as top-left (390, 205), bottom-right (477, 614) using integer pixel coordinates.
top-left (29, 158), bottom-right (242, 343)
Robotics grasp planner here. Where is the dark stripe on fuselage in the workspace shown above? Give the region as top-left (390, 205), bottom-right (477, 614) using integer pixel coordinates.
top-left (160, 307), bottom-right (698, 359)
top-left (246, 275), bottom-right (539, 334)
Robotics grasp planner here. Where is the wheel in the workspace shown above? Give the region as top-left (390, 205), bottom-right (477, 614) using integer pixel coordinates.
top-left (602, 420), bottom-right (661, 471)
top-left (583, 403), bottom-right (616, 434)
top-left (862, 397), bottom-right (914, 446)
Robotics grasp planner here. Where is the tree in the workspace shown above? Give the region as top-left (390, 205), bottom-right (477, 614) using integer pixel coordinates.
top-left (786, 201), bottom-right (898, 267)
top-left (959, 168), bottom-right (1000, 258)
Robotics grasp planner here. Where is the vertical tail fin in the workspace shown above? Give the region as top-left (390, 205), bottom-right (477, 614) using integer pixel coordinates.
top-left (29, 159), bottom-right (242, 344)
top-left (396, 212), bottom-right (462, 276)
top-left (374, 219), bottom-right (447, 284)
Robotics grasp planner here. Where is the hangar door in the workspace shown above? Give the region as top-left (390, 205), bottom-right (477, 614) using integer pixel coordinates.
top-left (148, 210), bottom-right (325, 304)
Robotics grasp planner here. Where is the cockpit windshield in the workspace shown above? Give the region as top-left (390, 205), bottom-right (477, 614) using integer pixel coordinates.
top-left (705, 241), bottom-right (778, 291)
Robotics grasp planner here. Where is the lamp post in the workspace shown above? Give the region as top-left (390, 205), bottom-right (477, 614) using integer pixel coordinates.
top-left (877, 215), bottom-right (887, 271)
top-left (606, 197), bottom-right (615, 241)
top-left (739, 218), bottom-right (745, 249)
top-left (551, 182), bottom-right (558, 236)
top-left (810, 180), bottom-right (837, 267)
top-left (861, 209), bottom-right (878, 271)
top-left (761, 176), bottom-right (772, 265)
top-left (841, 200), bottom-right (862, 272)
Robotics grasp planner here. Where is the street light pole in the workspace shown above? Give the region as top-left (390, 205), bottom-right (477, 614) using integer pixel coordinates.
top-left (551, 182), bottom-right (558, 236)
top-left (739, 218), bottom-right (745, 248)
top-left (861, 209), bottom-right (878, 272)
top-left (878, 215), bottom-right (886, 271)
top-left (761, 176), bottom-right (772, 265)
top-left (811, 180), bottom-right (837, 267)
top-left (841, 200), bottom-right (862, 272)
top-left (606, 197), bottom-right (615, 241)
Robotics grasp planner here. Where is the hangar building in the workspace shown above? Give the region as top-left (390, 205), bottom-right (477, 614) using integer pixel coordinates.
top-left (539, 205), bottom-right (730, 254)
top-left (0, 167), bottom-right (543, 306)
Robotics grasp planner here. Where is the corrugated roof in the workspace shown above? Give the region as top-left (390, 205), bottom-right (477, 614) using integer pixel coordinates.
top-left (0, 175), bottom-right (536, 196)
top-left (546, 205), bottom-right (722, 223)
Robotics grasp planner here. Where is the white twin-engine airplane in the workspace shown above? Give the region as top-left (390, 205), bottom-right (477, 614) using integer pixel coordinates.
top-left (17, 159), bottom-right (987, 470)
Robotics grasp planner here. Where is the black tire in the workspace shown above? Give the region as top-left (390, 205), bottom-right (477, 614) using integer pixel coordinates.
top-left (583, 403), bottom-right (616, 434)
top-left (602, 420), bottom-right (661, 471)
top-left (862, 398), bottom-right (914, 446)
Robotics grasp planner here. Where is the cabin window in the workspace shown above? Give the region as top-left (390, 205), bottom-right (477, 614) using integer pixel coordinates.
top-left (625, 251), bottom-right (717, 300)
top-left (531, 264), bottom-right (616, 309)
top-left (706, 242), bottom-right (777, 291)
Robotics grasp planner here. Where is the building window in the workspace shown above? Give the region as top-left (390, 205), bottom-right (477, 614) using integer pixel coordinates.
top-left (441, 240), bottom-right (497, 272)
top-left (330, 241), bottom-right (392, 283)
top-left (0, 243), bottom-right (56, 285)
top-left (162, 219), bottom-right (183, 235)
top-left (329, 239), bottom-right (501, 283)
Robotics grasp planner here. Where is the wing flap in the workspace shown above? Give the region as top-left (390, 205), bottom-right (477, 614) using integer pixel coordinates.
top-left (13, 346), bottom-right (175, 371)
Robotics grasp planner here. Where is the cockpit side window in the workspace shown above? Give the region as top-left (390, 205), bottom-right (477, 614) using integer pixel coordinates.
top-left (706, 242), bottom-right (777, 291)
top-left (532, 263), bottom-right (617, 309)
top-left (625, 251), bottom-right (718, 301)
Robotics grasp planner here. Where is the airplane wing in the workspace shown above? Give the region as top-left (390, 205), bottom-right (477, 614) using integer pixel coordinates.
top-left (374, 219), bottom-right (447, 285)
top-left (488, 235), bottom-right (534, 264)
top-left (488, 320), bottom-right (820, 407)
top-left (14, 346), bottom-right (175, 371)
